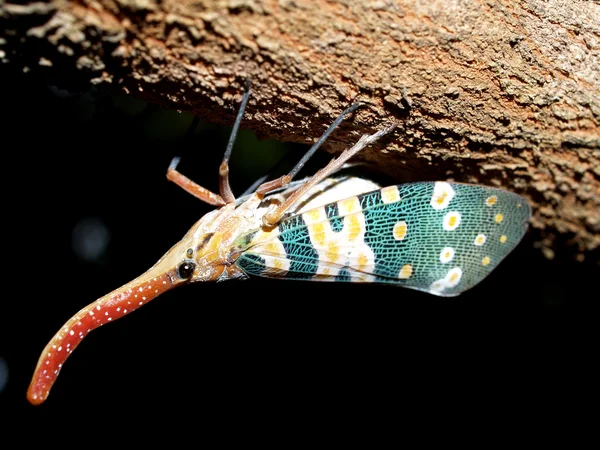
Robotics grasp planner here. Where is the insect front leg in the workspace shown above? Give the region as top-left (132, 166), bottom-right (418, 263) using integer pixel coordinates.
top-left (167, 80), bottom-right (253, 206)
top-left (218, 79), bottom-right (252, 203)
top-left (166, 156), bottom-right (226, 206)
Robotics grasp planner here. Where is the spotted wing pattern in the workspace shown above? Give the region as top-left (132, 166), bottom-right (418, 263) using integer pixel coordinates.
top-left (235, 182), bottom-right (531, 297)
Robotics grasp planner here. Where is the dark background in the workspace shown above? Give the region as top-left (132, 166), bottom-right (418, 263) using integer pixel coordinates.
top-left (1, 71), bottom-right (596, 434)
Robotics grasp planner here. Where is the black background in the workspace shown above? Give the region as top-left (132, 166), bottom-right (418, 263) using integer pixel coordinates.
top-left (1, 71), bottom-right (596, 436)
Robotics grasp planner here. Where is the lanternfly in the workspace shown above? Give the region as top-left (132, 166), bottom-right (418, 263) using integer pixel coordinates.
top-left (27, 81), bottom-right (531, 405)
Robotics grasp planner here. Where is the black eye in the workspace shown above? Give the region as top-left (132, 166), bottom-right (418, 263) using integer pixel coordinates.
top-left (178, 262), bottom-right (196, 279)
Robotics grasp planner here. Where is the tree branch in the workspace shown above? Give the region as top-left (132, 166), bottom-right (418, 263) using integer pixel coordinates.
top-left (1, 0), bottom-right (599, 261)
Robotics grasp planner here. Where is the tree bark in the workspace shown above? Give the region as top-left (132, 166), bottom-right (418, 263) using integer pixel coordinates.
top-left (1, 0), bottom-right (599, 262)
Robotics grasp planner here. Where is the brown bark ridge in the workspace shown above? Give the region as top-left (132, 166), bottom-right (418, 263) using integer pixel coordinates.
top-left (1, 0), bottom-right (599, 263)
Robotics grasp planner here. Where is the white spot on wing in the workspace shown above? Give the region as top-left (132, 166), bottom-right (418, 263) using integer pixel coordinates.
top-left (442, 211), bottom-right (461, 231)
top-left (431, 182), bottom-right (455, 210)
top-left (439, 247), bottom-right (455, 263)
top-left (474, 234), bottom-right (486, 246)
top-left (429, 267), bottom-right (463, 295)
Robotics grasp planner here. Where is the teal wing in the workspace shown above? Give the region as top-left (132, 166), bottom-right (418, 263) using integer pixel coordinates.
top-left (235, 182), bottom-right (531, 297)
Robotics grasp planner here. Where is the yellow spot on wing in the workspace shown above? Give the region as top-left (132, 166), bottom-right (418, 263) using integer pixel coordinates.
top-left (495, 213), bottom-right (504, 224)
top-left (486, 195), bottom-right (498, 206)
top-left (446, 267), bottom-right (463, 287)
top-left (326, 241), bottom-right (340, 263)
top-left (346, 214), bottom-right (362, 241)
top-left (393, 221), bottom-right (408, 240)
top-left (431, 281), bottom-right (444, 292)
top-left (443, 211), bottom-right (461, 231)
top-left (430, 182), bottom-right (455, 210)
top-left (474, 234), bottom-right (486, 246)
top-left (482, 256), bottom-right (491, 266)
top-left (339, 196), bottom-right (361, 215)
top-left (307, 209), bottom-right (321, 222)
top-left (500, 235), bottom-right (507, 243)
top-left (265, 242), bottom-right (282, 254)
top-left (381, 186), bottom-right (400, 204)
top-left (357, 253), bottom-right (369, 269)
top-left (311, 223), bottom-right (326, 245)
top-left (303, 206), bottom-right (326, 225)
top-left (398, 264), bottom-right (412, 279)
top-left (439, 247), bottom-right (454, 263)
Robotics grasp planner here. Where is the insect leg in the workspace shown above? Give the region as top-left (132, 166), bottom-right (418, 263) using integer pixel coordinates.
top-left (261, 122), bottom-right (397, 227)
top-left (255, 102), bottom-right (364, 195)
top-left (166, 80), bottom-right (252, 206)
top-left (166, 156), bottom-right (227, 206)
top-left (218, 79), bottom-right (252, 203)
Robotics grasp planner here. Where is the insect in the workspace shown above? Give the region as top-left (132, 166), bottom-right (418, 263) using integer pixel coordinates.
top-left (27, 82), bottom-right (531, 405)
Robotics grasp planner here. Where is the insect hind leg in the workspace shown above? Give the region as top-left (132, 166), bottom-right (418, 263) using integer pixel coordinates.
top-left (257, 105), bottom-right (397, 227)
top-left (255, 102), bottom-right (364, 196)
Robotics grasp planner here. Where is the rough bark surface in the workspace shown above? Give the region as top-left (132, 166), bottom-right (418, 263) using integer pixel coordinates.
top-left (1, 0), bottom-right (599, 262)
